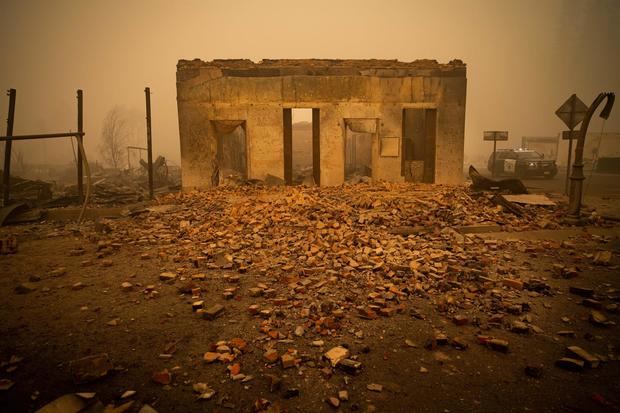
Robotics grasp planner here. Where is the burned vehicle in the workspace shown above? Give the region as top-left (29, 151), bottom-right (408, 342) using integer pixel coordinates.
top-left (487, 148), bottom-right (558, 178)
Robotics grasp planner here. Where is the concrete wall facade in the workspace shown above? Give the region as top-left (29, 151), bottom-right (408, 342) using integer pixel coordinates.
top-left (176, 59), bottom-right (467, 189)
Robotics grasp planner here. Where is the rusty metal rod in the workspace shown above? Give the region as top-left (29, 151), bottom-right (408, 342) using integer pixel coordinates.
top-left (0, 131), bottom-right (85, 141)
top-left (77, 89), bottom-right (84, 201)
top-left (2, 89), bottom-right (16, 206)
top-left (145, 87), bottom-right (154, 199)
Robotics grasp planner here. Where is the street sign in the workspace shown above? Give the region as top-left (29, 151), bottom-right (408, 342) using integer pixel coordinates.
top-left (484, 131), bottom-right (508, 177)
top-left (483, 131), bottom-right (508, 141)
top-left (555, 94), bottom-right (587, 130)
top-left (562, 130), bottom-right (579, 140)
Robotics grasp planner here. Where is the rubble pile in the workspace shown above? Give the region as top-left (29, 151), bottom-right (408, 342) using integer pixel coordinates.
top-left (112, 182), bottom-right (565, 271)
top-left (6, 182), bottom-right (617, 412)
top-left (86, 183), bottom-right (612, 405)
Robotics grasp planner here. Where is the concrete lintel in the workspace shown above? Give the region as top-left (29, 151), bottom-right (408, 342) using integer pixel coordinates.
top-left (400, 103), bottom-right (438, 109)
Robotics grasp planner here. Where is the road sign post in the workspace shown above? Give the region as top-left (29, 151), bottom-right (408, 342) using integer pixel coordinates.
top-left (566, 93), bottom-right (614, 223)
top-left (483, 131), bottom-right (508, 177)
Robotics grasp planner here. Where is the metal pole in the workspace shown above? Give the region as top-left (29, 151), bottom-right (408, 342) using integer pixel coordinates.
top-left (77, 89), bottom-right (84, 202)
top-left (145, 87), bottom-right (154, 199)
top-left (564, 128), bottom-right (574, 195)
top-left (3, 89), bottom-right (16, 206)
top-left (491, 134), bottom-right (497, 177)
top-left (0, 132), bottom-right (84, 141)
top-left (567, 92), bottom-right (615, 221)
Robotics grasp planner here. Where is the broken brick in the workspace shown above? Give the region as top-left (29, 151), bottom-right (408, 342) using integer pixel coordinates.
top-left (203, 304), bottom-right (224, 320)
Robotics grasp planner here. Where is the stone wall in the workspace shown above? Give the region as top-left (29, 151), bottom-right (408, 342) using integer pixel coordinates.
top-left (176, 59), bottom-right (467, 189)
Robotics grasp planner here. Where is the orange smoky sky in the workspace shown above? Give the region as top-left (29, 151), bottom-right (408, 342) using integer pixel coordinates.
top-left (0, 0), bottom-right (618, 168)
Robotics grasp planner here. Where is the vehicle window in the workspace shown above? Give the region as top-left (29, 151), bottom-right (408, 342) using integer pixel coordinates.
top-left (516, 151), bottom-right (543, 160)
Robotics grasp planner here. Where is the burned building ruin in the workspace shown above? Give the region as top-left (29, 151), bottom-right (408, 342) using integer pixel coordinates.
top-left (176, 59), bottom-right (467, 188)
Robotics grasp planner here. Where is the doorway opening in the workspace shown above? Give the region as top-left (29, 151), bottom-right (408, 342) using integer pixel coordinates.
top-left (401, 109), bottom-right (436, 183)
top-left (344, 119), bottom-right (375, 182)
top-left (283, 108), bottom-right (320, 185)
top-left (212, 120), bottom-right (247, 186)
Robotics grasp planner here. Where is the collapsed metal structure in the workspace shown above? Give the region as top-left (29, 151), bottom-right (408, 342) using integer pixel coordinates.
top-left (1, 88), bottom-right (157, 207)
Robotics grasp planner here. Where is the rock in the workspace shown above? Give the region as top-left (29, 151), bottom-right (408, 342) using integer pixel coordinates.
top-left (33, 394), bottom-right (86, 412)
top-left (0, 378), bottom-right (14, 391)
top-left (69, 353), bottom-right (112, 384)
top-left (453, 314), bottom-right (469, 326)
top-left (511, 321), bottom-right (529, 334)
top-left (228, 363), bottom-right (241, 376)
top-left (249, 287), bottom-right (263, 297)
top-left (502, 278), bottom-right (523, 290)
top-left (248, 304), bottom-right (260, 315)
top-left (327, 396), bottom-right (340, 408)
top-left (121, 282), bottom-right (133, 292)
top-left (49, 267), bottom-right (66, 277)
top-left (281, 354), bottom-right (297, 369)
top-left (489, 338), bottom-right (509, 352)
top-left (294, 326), bottom-right (305, 337)
top-left (569, 286), bottom-right (594, 297)
top-left (193, 382), bottom-right (216, 400)
top-left (593, 251), bottom-right (612, 265)
top-left (159, 272), bottom-right (176, 282)
top-left (338, 390), bottom-right (349, 401)
top-left (203, 304), bottom-right (224, 320)
top-left (151, 369), bottom-right (172, 385)
top-left (555, 357), bottom-right (584, 372)
top-left (120, 390), bottom-right (136, 399)
top-left (450, 336), bottom-right (469, 350)
top-left (203, 352), bottom-right (219, 363)
top-left (404, 339), bottom-right (416, 348)
top-left (138, 405), bottom-right (158, 413)
top-left (191, 273), bottom-right (206, 281)
top-left (324, 346), bottom-right (350, 367)
top-left (71, 282), bottom-right (85, 291)
top-left (263, 349), bottom-right (279, 363)
top-left (230, 338), bottom-right (248, 352)
top-left (337, 358), bottom-right (362, 375)
top-left (589, 310), bottom-right (610, 327)
top-left (214, 252), bottom-right (233, 268)
top-left (582, 298), bottom-right (602, 309)
top-left (15, 283), bottom-right (37, 294)
top-left (419, 366), bottom-right (429, 373)
top-left (478, 336), bottom-right (509, 353)
top-left (566, 346), bottom-right (600, 368)
top-left (367, 383), bottom-right (383, 392)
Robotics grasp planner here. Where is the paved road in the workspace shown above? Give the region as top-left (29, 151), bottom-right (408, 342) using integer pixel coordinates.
top-left (471, 164), bottom-right (620, 197)
top-left (470, 166), bottom-right (620, 217)
top-left (521, 171), bottom-right (620, 197)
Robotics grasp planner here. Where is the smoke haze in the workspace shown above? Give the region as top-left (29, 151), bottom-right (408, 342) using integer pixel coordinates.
top-left (0, 0), bottom-right (618, 170)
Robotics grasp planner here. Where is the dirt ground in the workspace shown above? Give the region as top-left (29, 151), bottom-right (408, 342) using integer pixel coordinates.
top-left (1, 184), bottom-right (619, 413)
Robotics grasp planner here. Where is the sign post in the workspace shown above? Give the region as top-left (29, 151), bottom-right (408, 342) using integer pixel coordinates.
top-left (555, 94), bottom-right (587, 194)
top-left (483, 131), bottom-right (508, 177)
